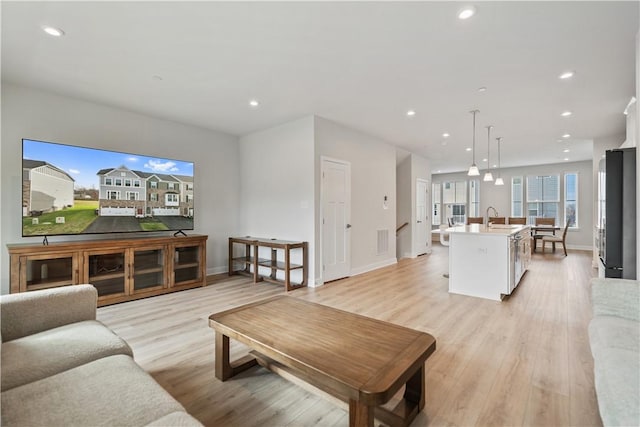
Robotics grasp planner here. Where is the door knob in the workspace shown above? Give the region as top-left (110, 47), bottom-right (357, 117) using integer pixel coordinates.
top-left (417, 221), bottom-right (422, 223)
top-left (346, 224), bottom-right (352, 229)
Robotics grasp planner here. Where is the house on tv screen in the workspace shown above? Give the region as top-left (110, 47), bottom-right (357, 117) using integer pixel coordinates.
top-left (97, 165), bottom-right (193, 217)
top-left (22, 159), bottom-right (74, 216)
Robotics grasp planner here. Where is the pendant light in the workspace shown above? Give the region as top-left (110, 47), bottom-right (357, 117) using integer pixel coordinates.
top-left (467, 110), bottom-right (480, 176)
top-left (495, 136), bottom-right (504, 186)
top-left (483, 125), bottom-right (494, 182)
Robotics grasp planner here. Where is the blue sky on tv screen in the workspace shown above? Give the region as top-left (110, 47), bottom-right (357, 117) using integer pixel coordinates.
top-left (23, 139), bottom-right (194, 189)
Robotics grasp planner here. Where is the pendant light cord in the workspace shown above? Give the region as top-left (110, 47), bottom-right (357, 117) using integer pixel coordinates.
top-left (497, 137), bottom-right (502, 177)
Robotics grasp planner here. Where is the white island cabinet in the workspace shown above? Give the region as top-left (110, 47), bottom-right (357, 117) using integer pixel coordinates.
top-left (447, 224), bottom-right (531, 301)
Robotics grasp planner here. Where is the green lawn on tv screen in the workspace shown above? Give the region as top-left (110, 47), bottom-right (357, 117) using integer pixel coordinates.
top-left (22, 200), bottom-right (99, 236)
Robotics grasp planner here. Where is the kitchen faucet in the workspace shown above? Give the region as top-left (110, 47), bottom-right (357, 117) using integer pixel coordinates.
top-left (486, 206), bottom-right (498, 225)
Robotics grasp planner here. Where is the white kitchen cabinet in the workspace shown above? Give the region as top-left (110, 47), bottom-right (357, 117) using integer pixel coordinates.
top-left (448, 224), bottom-right (531, 301)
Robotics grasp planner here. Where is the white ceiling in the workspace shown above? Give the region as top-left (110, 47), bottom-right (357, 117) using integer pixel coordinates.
top-left (2, 1), bottom-right (638, 173)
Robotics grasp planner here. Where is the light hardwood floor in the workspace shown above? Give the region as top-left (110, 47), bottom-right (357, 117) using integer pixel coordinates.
top-left (97, 244), bottom-right (600, 427)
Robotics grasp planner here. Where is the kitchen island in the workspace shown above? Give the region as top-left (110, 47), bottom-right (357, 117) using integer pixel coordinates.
top-left (447, 224), bottom-right (531, 301)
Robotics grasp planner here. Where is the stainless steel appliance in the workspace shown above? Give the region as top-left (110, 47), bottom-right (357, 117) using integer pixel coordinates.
top-left (599, 147), bottom-right (636, 279)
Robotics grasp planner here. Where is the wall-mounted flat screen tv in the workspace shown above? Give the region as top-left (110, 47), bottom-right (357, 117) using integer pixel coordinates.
top-left (22, 139), bottom-right (195, 237)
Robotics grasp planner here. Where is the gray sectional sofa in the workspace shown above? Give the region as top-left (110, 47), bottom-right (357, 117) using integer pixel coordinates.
top-left (589, 277), bottom-right (640, 427)
top-left (1, 285), bottom-right (202, 426)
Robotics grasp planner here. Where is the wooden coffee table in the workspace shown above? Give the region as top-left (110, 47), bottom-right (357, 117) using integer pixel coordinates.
top-left (209, 296), bottom-right (436, 427)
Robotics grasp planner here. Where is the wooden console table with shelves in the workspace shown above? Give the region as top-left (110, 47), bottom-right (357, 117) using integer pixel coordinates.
top-left (228, 236), bottom-right (308, 291)
top-left (7, 234), bottom-right (207, 306)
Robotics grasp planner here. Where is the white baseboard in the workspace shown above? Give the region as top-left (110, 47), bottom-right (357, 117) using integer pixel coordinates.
top-left (350, 258), bottom-right (397, 277)
top-left (566, 245), bottom-right (594, 251)
top-left (207, 266), bottom-right (229, 276)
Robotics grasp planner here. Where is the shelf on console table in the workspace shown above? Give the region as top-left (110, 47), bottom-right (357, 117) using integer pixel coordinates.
top-left (7, 234), bottom-right (207, 306)
top-left (228, 236), bottom-right (308, 291)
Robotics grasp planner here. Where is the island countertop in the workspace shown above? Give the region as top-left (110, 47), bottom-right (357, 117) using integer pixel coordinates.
top-left (446, 224), bottom-right (530, 236)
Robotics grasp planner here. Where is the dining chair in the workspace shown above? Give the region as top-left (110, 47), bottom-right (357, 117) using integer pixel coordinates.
top-left (508, 217), bottom-right (526, 225)
top-left (541, 219), bottom-right (570, 256)
top-left (467, 217), bottom-right (484, 225)
top-left (533, 217), bottom-right (556, 251)
top-left (488, 217), bottom-right (506, 224)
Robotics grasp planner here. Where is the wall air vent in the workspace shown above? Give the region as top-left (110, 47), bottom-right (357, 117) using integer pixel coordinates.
top-left (377, 229), bottom-right (389, 255)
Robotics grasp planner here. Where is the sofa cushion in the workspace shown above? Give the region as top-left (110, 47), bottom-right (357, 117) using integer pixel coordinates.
top-left (589, 315), bottom-right (640, 357)
top-left (1, 355), bottom-right (194, 426)
top-left (1, 320), bottom-right (132, 391)
top-left (592, 347), bottom-right (640, 427)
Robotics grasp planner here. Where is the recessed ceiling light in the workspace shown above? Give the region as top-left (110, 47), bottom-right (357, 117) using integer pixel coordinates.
top-left (42, 26), bottom-right (65, 37)
top-left (563, 149), bottom-right (570, 153)
top-left (442, 133), bottom-right (450, 138)
top-left (559, 71), bottom-right (575, 79)
top-left (492, 164), bottom-right (497, 168)
top-left (561, 111), bottom-right (572, 117)
top-left (564, 158), bottom-right (570, 161)
top-left (562, 133), bottom-right (571, 138)
top-left (437, 170), bottom-right (442, 173)
top-left (478, 87), bottom-right (487, 92)
top-left (482, 158), bottom-right (488, 162)
top-left (458, 6), bottom-right (476, 20)
top-left (465, 147), bottom-right (472, 152)
top-left (406, 110), bottom-right (416, 117)
top-left (249, 99), bottom-right (260, 108)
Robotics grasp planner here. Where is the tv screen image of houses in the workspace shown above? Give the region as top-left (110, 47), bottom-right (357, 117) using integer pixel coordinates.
top-left (22, 139), bottom-right (195, 237)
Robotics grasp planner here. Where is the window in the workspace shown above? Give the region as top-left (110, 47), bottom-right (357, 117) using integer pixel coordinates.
top-left (115, 178), bottom-right (122, 186)
top-left (105, 177), bottom-right (112, 186)
top-left (166, 193), bottom-right (179, 206)
top-left (432, 183), bottom-right (441, 225)
top-left (149, 194), bottom-right (158, 202)
top-left (186, 194), bottom-right (193, 203)
top-left (526, 175), bottom-right (559, 224)
top-left (443, 180), bottom-right (467, 224)
top-left (511, 176), bottom-right (523, 217)
top-left (124, 179), bottom-right (131, 187)
top-left (168, 182), bottom-right (175, 190)
top-left (565, 172), bottom-right (578, 228)
top-left (469, 179), bottom-right (480, 217)
top-left (186, 184), bottom-right (193, 191)
top-left (150, 181), bottom-right (157, 189)
top-left (126, 191), bottom-right (139, 201)
top-left (133, 180), bottom-right (141, 187)
top-left (107, 191), bottom-right (120, 200)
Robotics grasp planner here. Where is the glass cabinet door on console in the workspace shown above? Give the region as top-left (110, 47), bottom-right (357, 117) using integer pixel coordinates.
top-left (172, 242), bottom-right (203, 286)
top-left (131, 246), bottom-right (167, 294)
top-left (84, 249), bottom-right (128, 300)
top-left (19, 252), bottom-right (79, 292)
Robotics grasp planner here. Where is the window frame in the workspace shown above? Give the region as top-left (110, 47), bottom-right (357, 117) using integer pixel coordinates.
top-left (511, 176), bottom-right (524, 218)
top-left (526, 174), bottom-right (560, 225)
top-left (564, 172), bottom-right (579, 229)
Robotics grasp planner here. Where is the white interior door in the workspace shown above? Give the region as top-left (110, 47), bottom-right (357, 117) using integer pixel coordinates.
top-left (322, 158), bottom-right (351, 282)
top-left (415, 179), bottom-right (429, 256)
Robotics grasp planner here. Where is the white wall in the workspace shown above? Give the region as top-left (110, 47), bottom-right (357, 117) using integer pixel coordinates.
top-left (433, 160), bottom-right (594, 249)
top-left (314, 116), bottom-right (397, 280)
top-left (1, 84), bottom-right (240, 292)
top-left (238, 116), bottom-right (316, 284)
top-left (396, 156), bottom-right (411, 259)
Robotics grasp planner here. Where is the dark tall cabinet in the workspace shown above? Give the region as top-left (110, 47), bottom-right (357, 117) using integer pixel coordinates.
top-left (599, 147), bottom-right (636, 279)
